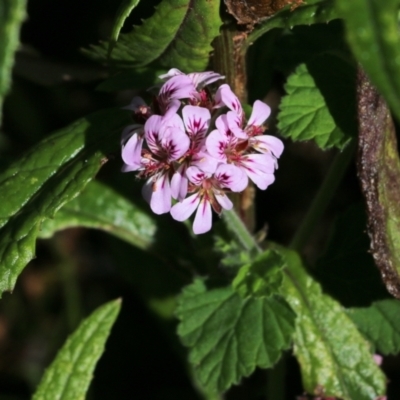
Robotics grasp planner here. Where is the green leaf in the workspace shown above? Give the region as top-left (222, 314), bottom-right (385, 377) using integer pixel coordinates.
top-left (245, 0), bottom-right (338, 48)
top-left (84, 0), bottom-right (221, 72)
top-left (0, 108), bottom-right (130, 296)
top-left (348, 299), bottom-right (400, 355)
top-left (282, 249), bottom-right (386, 399)
top-left (232, 250), bottom-right (285, 298)
top-left (176, 278), bottom-right (295, 393)
top-left (38, 180), bottom-right (156, 251)
top-left (32, 299), bottom-right (121, 400)
top-left (336, 0), bottom-right (400, 123)
top-left (277, 59), bottom-right (354, 149)
top-left (0, 0), bottom-right (27, 123)
top-left (108, 0), bottom-right (140, 55)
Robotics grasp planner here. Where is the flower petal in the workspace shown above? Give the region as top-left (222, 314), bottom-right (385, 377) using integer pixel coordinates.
top-left (161, 126), bottom-right (190, 161)
top-left (214, 84), bottom-right (243, 115)
top-left (215, 193), bottom-right (233, 210)
top-left (186, 165), bottom-right (209, 185)
top-left (121, 124), bottom-right (142, 144)
top-left (217, 163), bottom-right (248, 192)
top-left (247, 100), bottom-right (271, 127)
top-left (144, 115), bottom-right (163, 155)
top-left (148, 173), bottom-right (172, 214)
top-left (188, 71), bottom-right (224, 88)
top-left (171, 164), bottom-right (188, 201)
top-left (251, 135), bottom-right (284, 158)
top-left (158, 68), bottom-right (183, 80)
top-left (182, 105), bottom-right (210, 144)
top-left (193, 198), bottom-right (212, 234)
top-left (206, 129), bottom-right (228, 161)
top-left (226, 111), bottom-right (247, 139)
top-left (192, 149), bottom-right (218, 173)
top-left (170, 193), bottom-right (200, 221)
top-left (121, 132), bottom-right (144, 170)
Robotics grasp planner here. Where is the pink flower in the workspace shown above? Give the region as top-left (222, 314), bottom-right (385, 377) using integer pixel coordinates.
top-left (159, 68), bottom-right (224, 90)
top-left (140, 114), bottom-right (190, 214)
top-left (121, 124), bottom-right (144, 172)
top-left (170, 164), bottom-right (247, 234)
top-left (206, 114), bottom-right (277, 190)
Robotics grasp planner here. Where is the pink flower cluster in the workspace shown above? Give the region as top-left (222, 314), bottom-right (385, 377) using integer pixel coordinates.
top-left (121, 69), bottom-right (283, 234)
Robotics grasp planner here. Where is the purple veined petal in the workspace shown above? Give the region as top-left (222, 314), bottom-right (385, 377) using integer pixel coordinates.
top-left (121, 124), bottom-right (143, 145)
top-left (170, 193), bottom-right (201, 221)
top-left (215, 114), bottom-right (233, 138)
top-left (206, 129), bottom-right (229, 161)
top-left (144, 115), bottom-right (163, 155)
top-left (247, 100), bottom-right (271, 127)
top-left (192, 150), bottom-right (218, 173)
top-left (121, 133), bottom-right (144, 170)
top-left (158, 68), bottom-right (183, 80)
top-left (193, 198), bottom-right (213, 234)
top-left (161, 126), bottom-right (190, 162)
top-left (215, 193), bottom-right (233, 210)
top-left (122, 96), bottom-right (147, 111)
top-left (250, 135), bottom-right (284, 158)
top-left (171, 164), bottom-right (188, 201)
top-left (159, 75), bottom-right (195, 100)
top-left (226, 111), bottom-right (247, 139)
top-left (214, 84), bottom-right (243, 115)
top-left (188, 71), bottom-right (224, 88)
top-left (186, 165), bottom-right (210, 186)
top-left (182, 105), bottom-right (210, 142)
top-left (162, 112), bottom-right (185, 132)
top-left (214, 163), bottom-right (248, 192)
top-left (149, 173), bottom-right (172, 214)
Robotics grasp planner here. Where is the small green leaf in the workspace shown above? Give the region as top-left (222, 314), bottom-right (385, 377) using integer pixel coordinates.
top-left (348, 299), bottom-right (400, 356)
top-left (278, 59), bottom-right (354, 149)
top-left (32, 299), bottom-right (121, 400)
top-left (39, 180), bottom-right (156, 251)
top-left (0, 0), bottom-right (27, 123)
top-left (245, 0), bottom-right (338, 47)
top-left (336, 0), bottom-right (400, 123)
top-left (0, 108), bottom-right (130, 296)
top-left (176, 278), bottom-right (295, 393)
top-left (84, 0), bottom-right (221, 72)
top-left (108, 0), bottom-right (140, 55)
top-left (282, 249), bottom-right (386, 399)
top-left (232, 250), bottom-right (285, 298)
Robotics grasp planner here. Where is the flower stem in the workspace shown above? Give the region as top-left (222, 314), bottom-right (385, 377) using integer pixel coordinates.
top-left (289, 140), bottom-right (356, 252)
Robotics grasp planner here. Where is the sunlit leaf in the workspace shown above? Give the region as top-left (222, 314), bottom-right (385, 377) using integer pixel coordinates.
top-left (336, 0), bottom-right (400, 123)
top-left (176, 278), bottom-right (295, 393)
top-left (84, 0), bottom-right (221, 72)
top-left (348, 299), bottom-right (400, 355)
top-left (277, 57), bottom-right (355, 149)
top-left (282, 249), bottom-right (386, 399)
top-left (0, 108), bottom-right (130, 296)
top-left (0, 0), bottom-right (27, 123)
top-left (232, 250), bottom-right (285, 298)
top-left (32, 299), bottom-right (121, 400)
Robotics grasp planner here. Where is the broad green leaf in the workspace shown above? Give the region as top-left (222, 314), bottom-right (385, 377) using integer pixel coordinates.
top-left (0, 0), bottom-right (27, 123)
top-left (336, 0), bottom-right (400, 123)
top-left (96, 67), bottom-right (166, 92)
top-left (282, 249), bottom-right (386, 399)
top-left (232, 250), bottom-right (285, 298)
top-left (32, 299), bottom-right (121, 400)
top-left (84, 0), bottom-right (221, 72)
top-left (0, 108), bottom-right (130, 296)
top-left (176, 278), bottom-right (295, 393)
top-left (244, 0), bottom-right (338, 48)
top-left (348, 299), bottom-right (400, 355)
top-left (108, 0), bottom-right (140, 55)
top-left (314, 204), bottom-right (388, 307)
top-left (39, 180), bottom-right (156, 251)
top-left (277, 59), bottom-right (354, 149)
